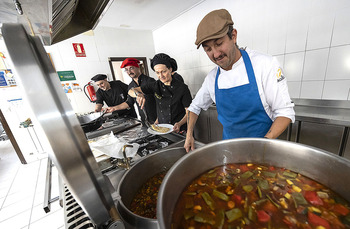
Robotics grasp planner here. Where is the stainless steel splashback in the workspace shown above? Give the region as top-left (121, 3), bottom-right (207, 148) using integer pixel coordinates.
top-left (1, 24), bottom-right (116, 226)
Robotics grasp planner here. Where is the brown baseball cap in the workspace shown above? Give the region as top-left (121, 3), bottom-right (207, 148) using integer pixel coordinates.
top-left (195, 9), bottom-right (234, 49)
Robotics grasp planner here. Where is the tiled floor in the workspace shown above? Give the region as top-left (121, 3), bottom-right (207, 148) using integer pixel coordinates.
top-left (0, 140), bottom-right (64, 229)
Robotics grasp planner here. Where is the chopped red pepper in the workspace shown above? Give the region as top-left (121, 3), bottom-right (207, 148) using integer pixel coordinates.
top-left (257, 210), bottom-right (270, 223)
top-left (333, 204), bottom-right (350, 216)
top-left (308, 212), bottom-right (330, 229)
top-left (269, 166), bottom-right (275, 171)
top-left (304, 191), bottom-right (323, 206)
top-left (233, 194), bottom-right (242, 205)
top-left (240, 164), bottom-right (249, 172)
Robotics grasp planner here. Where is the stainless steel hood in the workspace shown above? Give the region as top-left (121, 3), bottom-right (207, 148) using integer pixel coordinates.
top-left (0, 0), bottom-right (113, 45)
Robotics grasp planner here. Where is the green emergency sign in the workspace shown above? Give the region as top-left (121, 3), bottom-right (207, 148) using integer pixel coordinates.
top-left (57, 70), bottom-right (76, 81)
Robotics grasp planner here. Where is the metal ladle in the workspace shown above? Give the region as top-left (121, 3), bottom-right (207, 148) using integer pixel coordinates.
top-left (142, 108), bottom-right (152, 128)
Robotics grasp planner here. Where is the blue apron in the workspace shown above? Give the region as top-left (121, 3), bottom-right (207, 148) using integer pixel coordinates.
top-left (215, 49), bottom-right (272, 139)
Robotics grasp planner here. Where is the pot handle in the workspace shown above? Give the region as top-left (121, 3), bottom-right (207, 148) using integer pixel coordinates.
top-left (108, 207), bottom-right (125, 228)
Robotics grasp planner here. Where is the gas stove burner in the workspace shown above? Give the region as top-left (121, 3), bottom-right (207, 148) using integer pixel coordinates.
top-left (131, 134), bottom-right (174, 157)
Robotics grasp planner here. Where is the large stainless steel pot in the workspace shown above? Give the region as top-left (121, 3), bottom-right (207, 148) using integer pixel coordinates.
top-left (157, 138), bottom-right (350, 228)
top-left (116, 147), bottom-right (187, 229)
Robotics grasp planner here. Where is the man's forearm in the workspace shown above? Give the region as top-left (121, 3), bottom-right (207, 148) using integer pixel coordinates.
top-left (95, 104), bottom-right (103, 112)
top-left (264, 116), bottom-right (291, 139)
top-left (113, 102), bottom-right (129, 110)
top-left (177, 108), bottom-right (189, 127)
top-left (186, 111), bottom-right (199, 136)
top-left (128, 87), bottom-right (143, 98)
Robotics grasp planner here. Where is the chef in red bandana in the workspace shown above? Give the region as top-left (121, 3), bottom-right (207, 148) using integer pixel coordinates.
top-left (119, 58), bottom-right (157, 123)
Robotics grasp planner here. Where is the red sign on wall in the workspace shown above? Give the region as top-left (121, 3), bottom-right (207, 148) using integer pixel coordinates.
top-left (72, 43), bottom-right (86, 57)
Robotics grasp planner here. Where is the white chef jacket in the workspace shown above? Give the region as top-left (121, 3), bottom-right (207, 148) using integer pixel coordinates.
top-left (188, 48), bottom-right (295, 123)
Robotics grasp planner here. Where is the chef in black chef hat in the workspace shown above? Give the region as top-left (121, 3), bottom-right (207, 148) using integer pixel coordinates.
top-left (91, 73), bottom-right (136, 118)
top-left (128, 53), bottom-right (192, 133)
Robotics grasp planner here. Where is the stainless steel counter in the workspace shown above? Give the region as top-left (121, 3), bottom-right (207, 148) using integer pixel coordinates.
top-left (293, 99), bottom-right (350, 127)
top-left (287, 99), bottom-right (350, 158)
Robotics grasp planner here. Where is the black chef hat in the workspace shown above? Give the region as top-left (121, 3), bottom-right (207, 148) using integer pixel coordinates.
top-left (91, 74), bottom-right (107, 82)
top-left (150, 53), bottom-right (177, 72)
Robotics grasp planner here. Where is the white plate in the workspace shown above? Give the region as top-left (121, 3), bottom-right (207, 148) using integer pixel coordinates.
top-left (147, 124), bottom-right (174, 135)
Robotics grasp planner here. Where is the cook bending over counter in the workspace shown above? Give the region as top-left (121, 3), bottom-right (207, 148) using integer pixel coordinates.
top-left (91, 74), bottom-right (137, 118)
top-left (128, 53), bottom-right (192, 133)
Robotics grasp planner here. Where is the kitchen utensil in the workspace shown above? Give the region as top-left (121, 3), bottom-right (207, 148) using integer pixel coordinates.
top-left (157, 138), bottom-right (350, 228)
top-left (116, 147), bottom-right (186, 229)
top-left (78, 110), bottom-right (107, 133)
top-left (142, 108), bottom-right (152, 128)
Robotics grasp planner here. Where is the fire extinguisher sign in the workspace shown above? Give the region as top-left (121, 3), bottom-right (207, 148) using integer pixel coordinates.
top-left (72, 43), bottom-right (86, 57)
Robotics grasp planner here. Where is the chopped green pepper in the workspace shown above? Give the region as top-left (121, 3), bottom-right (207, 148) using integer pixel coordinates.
top-left (283, 171), bottom-right (297, 178)
top-left (213, 189), bottom-right (229, 201)
top-left (258, 179), bottom-right (269, 190)
top-left (241, 171), bottom-right (254, 179)
top-left (266, 194), bottom-right (281, 208)
top-left (243, 185), bottom-right (253, 193)
top-left (262, 171), bottom-right (276, 178)
top-left (257, 186), bottom-right (262, 198)
top-left (225, 208), bottom-right (242, 222)
top-left (248, 206), bottom-right (257, 222)
top-left (255, 198), bottom-right (268, 206)
top-left (194, 212), bottom-right (215, 225)
top-left (185, 192), bottom-right (197, 196)
top-left (233, 178), bottom-right (241, 187)
top-left (292, 192), bottom-right (308, 207)
top-left (183, 209), bottom-right (195, 220)
top-left (201, 192), bottom-right (215, 210)
top-left (215, 209), bottom-right (225, 228)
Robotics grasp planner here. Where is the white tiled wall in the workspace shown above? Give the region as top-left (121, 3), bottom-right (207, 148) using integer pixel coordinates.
top-left (152, 0), bottom-right (350, 100)
top-left (43, 27), bottom-right (156, 113)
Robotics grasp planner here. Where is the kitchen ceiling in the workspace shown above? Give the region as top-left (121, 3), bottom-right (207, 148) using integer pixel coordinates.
top-left (0, 0), bottom-right (204, 43)
top-left (0, 0), bottom-right (205, 31)
top-left (95, 0), bottom-right (205, 31)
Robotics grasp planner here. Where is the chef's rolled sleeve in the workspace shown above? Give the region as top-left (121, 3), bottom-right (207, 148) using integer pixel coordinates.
top-left (188, 75), bottom-right (214, 116)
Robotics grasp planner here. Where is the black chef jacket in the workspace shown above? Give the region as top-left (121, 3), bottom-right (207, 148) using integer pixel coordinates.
top-left (95, 80), bottom-right (136, 117)
top-left (172, 72), bottom-right (184, 83)
top-left (141, 78), bottom-right (192, 128)
top-left (125, 74), bottom-right (157, 123)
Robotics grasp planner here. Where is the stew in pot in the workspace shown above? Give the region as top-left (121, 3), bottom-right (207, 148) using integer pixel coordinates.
top-left (130, 171), bottom-right (167, 219)
top-left (172, 163), bottom-right (350, 229)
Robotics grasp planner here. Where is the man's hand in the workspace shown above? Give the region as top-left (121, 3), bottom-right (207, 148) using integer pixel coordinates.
top-left (173, 122), bottom-right (180, 133)
top-left (105, 106), bottom-right (116, 113)
top-left (136, 94), bottom-right (146, 109)
top-left (184, 134), bottom-right (195, 153)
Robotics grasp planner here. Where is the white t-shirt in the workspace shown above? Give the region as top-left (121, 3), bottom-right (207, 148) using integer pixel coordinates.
top-left (188, 48), bottom-right (295, 122)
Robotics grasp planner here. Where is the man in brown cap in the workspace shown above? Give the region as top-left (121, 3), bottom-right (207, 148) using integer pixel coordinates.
top-left (185, 9), bottom-right (295, 152)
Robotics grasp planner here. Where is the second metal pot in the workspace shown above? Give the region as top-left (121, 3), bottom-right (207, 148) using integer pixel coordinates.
top-left (116, 147), bottom-right (187, 229)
